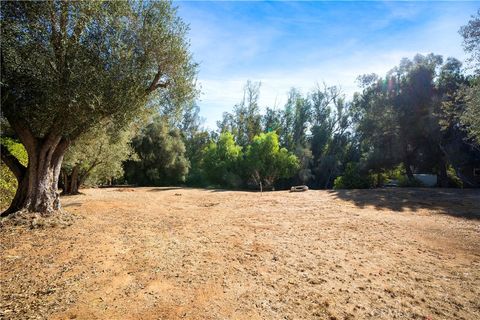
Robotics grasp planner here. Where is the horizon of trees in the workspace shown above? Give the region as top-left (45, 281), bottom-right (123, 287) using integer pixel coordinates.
top-left (1, 6), bottom-right (479, 215)
top-left (121, 51), bottom-right (479, 191)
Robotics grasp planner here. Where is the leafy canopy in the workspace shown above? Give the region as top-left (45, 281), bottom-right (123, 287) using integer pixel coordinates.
top-left (1, 0), bottom-right (197, 139)
top-left (124, 117), bottom-right (189, 186)
top-left (244, 132), bottom-right (299, 188)
top-left (202, 132), bottom-right (243, 187)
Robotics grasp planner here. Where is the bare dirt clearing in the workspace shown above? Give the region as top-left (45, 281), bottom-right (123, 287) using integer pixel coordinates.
top-left (1, 188), bottom-right (479, 319)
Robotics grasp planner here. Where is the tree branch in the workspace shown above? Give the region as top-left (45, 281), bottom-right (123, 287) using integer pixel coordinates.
top-left (10, 120), bottom-right (37, 155)
top-left (1, 144), bottom-right (26, 181)
top-left (146, 68), bottom-right (170, 94)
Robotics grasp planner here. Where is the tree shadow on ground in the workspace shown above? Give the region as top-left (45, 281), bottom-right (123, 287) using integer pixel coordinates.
top-left (147, 187), bottom-right (183, 192)
top-left (60, 192), bottom-right (85, 197)
top-left (328, 188), bottom-right (480, 220)
top-left (62, 202), bottom-right (82, 208)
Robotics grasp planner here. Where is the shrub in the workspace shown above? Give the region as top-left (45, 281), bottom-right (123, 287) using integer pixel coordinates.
top-left (333, 163), bottom-right (372, 189)
top-left (447, 166), bottom-right (463, 188)
top-left (387, 164), bottom-right (423, 187)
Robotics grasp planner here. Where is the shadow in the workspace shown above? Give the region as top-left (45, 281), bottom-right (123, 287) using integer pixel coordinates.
top-left (328, 188), bottom-right (480, 220)
top-left (62, 202), bottom-right (82, 208)
top-left (60, 192), bottom-right (85, 197)
top-left (147, 187), bottom-right (183, 192)
top-left (207, 188), bottom-right (268, 193)
top-left (98, 185), bottom-right (136, 188)
top-left (208, 188), bottom-right (237, 193)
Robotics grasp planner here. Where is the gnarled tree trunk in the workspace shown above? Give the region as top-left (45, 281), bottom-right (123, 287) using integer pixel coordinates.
top-left (62, 158), bottom-right (101, 195)
top-left (62, 165), bottom-right (80, 195)
top-left (1, 127), bottom-right (69, 217)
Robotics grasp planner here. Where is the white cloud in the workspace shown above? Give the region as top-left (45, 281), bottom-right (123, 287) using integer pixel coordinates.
top-left (181, 1), bottom-right (476, 129)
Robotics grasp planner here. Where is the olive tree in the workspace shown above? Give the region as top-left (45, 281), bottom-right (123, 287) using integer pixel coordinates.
top-left (124, 117), bottom-right (190, 186)
top-left (0, 1), bottom-right (197, 215)
top-left (61, 122), bottom-right (137, 194)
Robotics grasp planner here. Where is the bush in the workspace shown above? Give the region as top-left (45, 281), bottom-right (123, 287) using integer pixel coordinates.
top-left (447, 166), bottom-right (463, 188)
top-left (386, 164), bottom-right (423, 187)
top-left (333, 163), bottom-right (372, 189)
top-left (0, 138), bottom-right (28, 209)
top-left (369, 172), bottom-right (388, 188)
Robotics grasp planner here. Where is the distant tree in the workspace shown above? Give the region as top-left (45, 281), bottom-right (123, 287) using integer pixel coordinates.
top-left (202, 132), bottom-right (243, 187)
top-left (244, 132), bottom-right (299, 191)
top-left (458, 10), bottom-right (480, 144)
top-left (352, 74), bottom-right (403, 176)
top-left (353, 54), bottom-right (479, 187)
top-left (242, 81), bottom-right (263, 145)
top-left (262, 107), bottom-right (283, 134)
top-left (183, 130), bottom-right (210, 186)
top-left (61, 123), bottom-right (136, 194)
top-left (460, 10), bottom-right (480, 72)
top-left (310, 85), bottom-right (354, 188)
top-left (1, 1), bottom-right (197, 215)
top-left (460, 80), bottom-right (480, 145)
top-left (217, 81), bottom-right (262, 147)
top-left (180, 104), bottom-right (210, 186)
top-left (295, 147), bottom-right (314, 185)
top-left (124, 117), bottom-right (189, 186)
top-left (292, 90), bottom-right (312, 149)
top-left (279, 89), bottom-right (313, 185)
top-left (333, 162), bottom-right (372, 189)
top-left (354, 55), bottom-right (443, 179)
top-left (280, 90), bottom-right (296, 151)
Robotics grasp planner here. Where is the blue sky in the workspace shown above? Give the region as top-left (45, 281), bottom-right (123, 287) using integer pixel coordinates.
top-left (174, 1), bottom-right (479, 128)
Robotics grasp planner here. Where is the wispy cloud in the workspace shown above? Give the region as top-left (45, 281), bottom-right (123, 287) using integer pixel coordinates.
top-left (175, 1), bottom-right (478, 129)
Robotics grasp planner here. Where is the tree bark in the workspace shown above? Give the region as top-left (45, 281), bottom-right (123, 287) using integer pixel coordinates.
top-left (1, 128), bottom-right (69, 216)
top-left (404, 161), bottom-right (415, 181)
top-left (438, 143), bottom-right (478, 188)
top-left (62, 165), bottom-right (80, 195)
top-left (62, 159), bottom-right (101, 195)
top-left (437, 157), bottom-right (449, 188)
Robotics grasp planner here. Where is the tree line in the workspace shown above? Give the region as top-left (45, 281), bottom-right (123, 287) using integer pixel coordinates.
top-left (0, 2), bottom-right (479, 215)
top-left (121, 49), bottom-right (480, 191)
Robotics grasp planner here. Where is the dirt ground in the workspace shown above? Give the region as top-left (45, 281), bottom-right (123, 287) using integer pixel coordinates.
top-left (1, 188), bottom-right (479, 320)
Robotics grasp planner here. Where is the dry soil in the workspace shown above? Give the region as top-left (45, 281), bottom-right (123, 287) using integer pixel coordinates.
top-left (1, 187), bottom-right (479, 320)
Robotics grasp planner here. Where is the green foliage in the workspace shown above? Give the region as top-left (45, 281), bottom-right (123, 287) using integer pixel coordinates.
top-left (180, 104), bottom-right (210, 186)
top-left (447, 166), bottom-right (463, 188)
top-left (244, 132), bottom-right (299, 189)
top-left (310, 85), bottom-right (356, 188)
top-left (217, 81), bottom-right (262, 147)
top-left (352, 53), bottom-right (480, 187)
top-left (387, 165), bottom-right (424, 187)
top-left (2, 0), bottom-right (197, 143)
top-left (125, 117), bottom-right (189, 186)
top-left (460, 9), bottom-right (480, 72)
top-left (262, 107), bottom-right (282, 134)
top-left (295, 147), bottom-right (314, 184)
top-left (202, 132), bottom-right (243, 187)
top-left (0, 138), bottom-right (27, 208)
top-left (460, 80), bottom-right (480, 144)
top-left (369, 172), bottom-right (388, 188)
top-left (62, 122), bottom-right (136, 187)
top-left (333, 163), bottom-right (372, 189)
